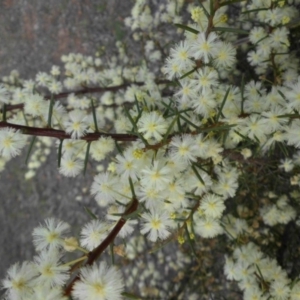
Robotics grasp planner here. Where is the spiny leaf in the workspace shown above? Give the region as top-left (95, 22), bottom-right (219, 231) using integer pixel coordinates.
top-left (129, 177), bottom-right (136, 199)
top-left (240, 73), bottom-right (245, 114)
top-left (83, 142), bottom-right (91, 175)
top-left (47, 95), bottom-right (55, 127)
top-left (124, 107), bottom-right (148, 144)
top-left (197, 0), bottom-right (210, 19)
top-left (179, 67), bottom-right (198, 80)
top-left (25, 136), bottom-right (36, 165)
top-left (179, 114), bottom-right (199, 130)
top-left (191, 164), bottom-right (205, 185)
top-left (90, 98), bottom-right (99, 132)
top-left (199, 123), bottom-right (236, 133)
top-left (122, 209), bottom-right (141, 220)
top-left (84, 206), bottom-right (98, 220)
top-left (216, 87), bottom-right (230, 122)
top-left (162, 115), bottom-right (178, 144)
top-left (220, 0), bottom-right (246, 7)
top-left (241, 8), bottom-right (268, 14)
top-left (110, 243), bottom-right (115, 265)
top-left (212, 27), bottom-right (248, 35)
top-left (277, 114), bottom-right (300, 119)
top-left (115, 141), bottom-right (123, 155)
top-left (2, 104), bottom-right (6, 122)
top-left (174, 23), bottom-right (199, 34)
top-left (122, 292), bottom-right (142, 299)
top-left (184, 223), bottom-right (198, 260)
top-left (57, 139), bottom-right (64, 168)
top-left (210, 0), bottom-right (214, 16)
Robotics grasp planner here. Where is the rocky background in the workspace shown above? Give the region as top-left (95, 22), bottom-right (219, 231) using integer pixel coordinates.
top-left (0, 0), bottom-right (133, 281)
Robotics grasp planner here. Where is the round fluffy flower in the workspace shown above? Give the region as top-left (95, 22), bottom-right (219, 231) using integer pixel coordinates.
top-left (140, 159), bottom-right (173, 191)
top-left (24, 93), bottom-right (49, 117)
top-left (290, 282), bottom-right (300, 300)
top-left (64, 109), bottom-right (89, 139)
top-left (175, 79), bottom-right (197, 103)
top-left (90, 137), bottom-right (115, 162)
top-left (137, 111), bottom-right (168, 142)
top-left (269, 280), bottom-right (291, 300)
top-left (91, 172), bottom-right (118, 206)
top-left (115, 148), bottom-right (142, 180)
top-left (249, 27), bottom-right (267, 44)
top-left (200, 193), bottom-right (225, 219)
top-left (72, 262), bottom-right (124, 300)
top-left (242, 115), bottom-right (267, 143)
top-left (140, 208), bottom-right (172, 242)
top-left (194, 216), bottom-right (223, 238)
top-left (212, 42), bottom-right (236, 69)
top-left (59, 155), bottom-right (83, 177)
top-left (32, 249), bottom-right (69, 288)
top-left (169, 134), bottom-right (198, 166)
top-left (80, 220), bottom-right (113, 251)
top-left (169, 41), bottom-right (194, 71)
top-left (190, 32), bottom-right (219, 63)
top-left (31, 286), bottom-right (68, 300)
top-left (2, 261), bottom-right (37, 300)
top-left (0, 128), bottom-right (27, 159)
top-left (191, 88), bottom-right (217, 117)
top-left (107, 206), bottom-right (138, 238)
top-left (192, 66), bottom-right (219, 92)
top-left (286, 120), bottom-right (300, 148)
top-left (279, 158), bottom-right (294, 172)
top-left (32, 218), bottom-right (70, 252)
top-left (287, 78), bottom-right (300, 111)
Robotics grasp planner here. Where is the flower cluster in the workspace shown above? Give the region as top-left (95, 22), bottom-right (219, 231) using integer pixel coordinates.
top-left (1, 0), bottom-right (300, 298)
top-left (2, 218), bottom-right (124, 300)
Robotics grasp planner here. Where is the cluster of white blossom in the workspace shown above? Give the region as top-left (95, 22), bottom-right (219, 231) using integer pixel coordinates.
top-left (2, 218), bottom-right (124, 300)
top-left (1, 0), bottom-right (300, 299)
top-left (224, 242), bottom-right (300, 300)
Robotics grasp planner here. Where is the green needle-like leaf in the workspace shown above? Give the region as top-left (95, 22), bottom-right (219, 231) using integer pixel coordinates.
top-left (47, 95), bottom-right (54, 128)
top-left (240, 74), bottom-right (245, 114)
top-left (124, 107), bottom-right (137, 131)
top-left (90, 98), bottom-right (99, 132)
top-left (212, 27), bottom-right (248, 35)
top-left (216, 87), bottom-right (230, 122)
top-left (57, 139), bottom-right (64, 168)
top-left (129, 177), bottom-right (136, 199)
top-left (25, 136), bottom-right (36, 165)
top-left (184, 223), bottom-right (198, 260)
top-left (122, 292), bottom-right (142, 299)
top-left (277, 114), bottom-right (300, 119)
top-left (2, 104), bottom-right (6, 122)
top-left (84, 206), bottom-right (98, 220)
top-left (220, 0), bottom-right (246, 7)
top-left (174, 23), bottom-right (199, 34)
top-left (162, 115), bottom-right (178, 144)
top-left (110, 243), bottom-right (115, 265)
top-left (115, 141), bottom-right (123, 155)
top-left (241, 8), bottom-right (268, 14)
top-left (83, 142), bottom-right (91, 175)
top-left (179, 114), bottom-right (199, 130)
top-left (191, 164), bottom-right (205, 185)
top-left (124, 107), bottom-right (148, 145)
top-left (179, 67), bottom-right (198, 80)
top-left (203, 123), bottom-right (236, 133)
top-left (210, 0), bottom-right (214, 17)
top-left (197, 0), bottom-right (210, 19)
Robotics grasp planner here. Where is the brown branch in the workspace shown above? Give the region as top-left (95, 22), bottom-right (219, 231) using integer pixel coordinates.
top-left (0, 121), bottom-right (138, 142)
top-left (64, 197), bottom-right (139, 297)
top-left (4, 80), bottom-right (171, 112)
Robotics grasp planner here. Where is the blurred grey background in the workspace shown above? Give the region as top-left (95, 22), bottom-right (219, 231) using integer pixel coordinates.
top-left (0, 0), bottom-right (132, 280)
